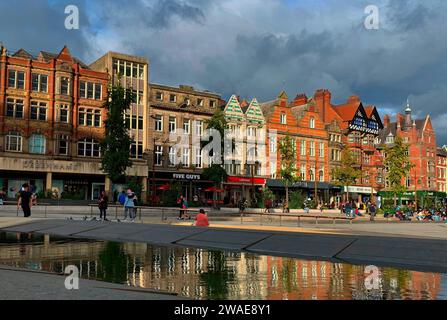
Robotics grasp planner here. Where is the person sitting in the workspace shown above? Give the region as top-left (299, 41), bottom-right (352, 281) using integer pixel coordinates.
top-left (195, 209), bottom-right (209, 227)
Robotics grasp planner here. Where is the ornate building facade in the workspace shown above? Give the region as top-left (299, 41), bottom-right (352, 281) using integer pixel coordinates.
top-left (0, 45), bottom-right (111, 200)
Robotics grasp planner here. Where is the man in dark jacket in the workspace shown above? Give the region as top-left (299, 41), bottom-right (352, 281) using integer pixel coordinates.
top-left (17, 183), bottom-right (32, 218)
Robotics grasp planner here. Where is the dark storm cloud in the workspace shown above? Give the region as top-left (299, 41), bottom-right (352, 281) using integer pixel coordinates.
top-left (0, 0), bottom-right (92, 60)
top-left (2, 0), bottom-right (447, 144)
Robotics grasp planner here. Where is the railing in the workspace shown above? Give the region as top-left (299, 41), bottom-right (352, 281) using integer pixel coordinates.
top-left (240, 211), bottom-right (355, 227)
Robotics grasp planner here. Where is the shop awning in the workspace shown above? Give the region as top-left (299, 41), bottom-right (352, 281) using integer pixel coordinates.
top-left (266, 179), bottom-right (336, 190)
top-left (204, 187), bottom-right (225, 193)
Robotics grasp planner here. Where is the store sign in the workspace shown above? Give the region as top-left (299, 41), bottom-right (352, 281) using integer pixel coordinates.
top-left (0, 158), bottom-right (148, 177)
top-left (173, 173), bottom-right (201, 180)
top-left (227, 176), bottom-right (266, 185)
top-left (345, 186), bottom-right (377, 194)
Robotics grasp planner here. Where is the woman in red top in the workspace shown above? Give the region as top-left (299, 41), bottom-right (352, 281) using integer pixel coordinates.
top-left (195, 209), bottom-right (209, 227)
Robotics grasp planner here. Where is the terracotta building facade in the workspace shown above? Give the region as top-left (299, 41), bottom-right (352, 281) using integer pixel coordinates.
top-left (0, 45), bottom-right (111, 200)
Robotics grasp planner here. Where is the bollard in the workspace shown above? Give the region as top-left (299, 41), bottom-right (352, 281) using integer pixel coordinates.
top-left (115, 207), bottom-right (118, 220)
top-left (297, 216), bottom-right (301, 227)
top-left (315, 217), bottom-right (318, 226)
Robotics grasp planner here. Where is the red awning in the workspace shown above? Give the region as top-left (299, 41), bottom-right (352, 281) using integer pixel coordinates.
top-left (204, 187), bottom-right (225, 193)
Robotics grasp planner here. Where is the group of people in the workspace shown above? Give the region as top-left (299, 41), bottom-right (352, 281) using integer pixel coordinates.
top-left (391, 206), bottom-right (447, 222)
top-left (97, 189), bottom-right (138, 222)
top-left (341, 201), bottom-right (377, 221)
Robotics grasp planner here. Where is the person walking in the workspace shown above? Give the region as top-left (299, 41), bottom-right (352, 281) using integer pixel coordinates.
top-left (98, 191), bottom-right (109, 221)
top-left (177, 195), bottom-right (185, 220)
top-left (17, 183), bottom-right (32, 218)
top-left (369, 203), bottom-right (376, 222)
top-left (124, 189), bottom-right (136, 222)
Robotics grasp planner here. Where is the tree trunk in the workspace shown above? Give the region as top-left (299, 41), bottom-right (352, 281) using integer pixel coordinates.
top-left (285, 185), bottom-right (289, 209)
top-left (394, 192), bottom-right (397, 207)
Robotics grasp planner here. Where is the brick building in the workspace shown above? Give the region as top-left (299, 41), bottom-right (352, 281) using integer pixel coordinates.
top-left (377, 102), bottom-right (445, 206)
top-left (313, 90), bottom-right (384, 204)
top-left (261, 91), bottom-right (334, 203)
top-left (437, 147), bottom-right (447, 195)
top-left (148, 83), bottom-right (222, 204)
top-left (0, 45), bottom-right (111, 200)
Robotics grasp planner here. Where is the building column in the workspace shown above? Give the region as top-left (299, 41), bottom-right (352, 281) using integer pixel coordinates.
top-left (141, 177), bottom-right (148, 203)
top-left (46, 172), bottom-right (52, 193)
top-left (105, 176), bottom-right (112, 197)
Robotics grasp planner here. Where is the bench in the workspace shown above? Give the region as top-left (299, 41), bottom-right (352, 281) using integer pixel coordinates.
top-left (240, 211), bottom-right (355, 226)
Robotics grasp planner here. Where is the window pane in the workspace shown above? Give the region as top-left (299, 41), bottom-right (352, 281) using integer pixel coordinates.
top-left (32, 74), bottom-right (39, 91)
top-left (95, 84), bottom-right (101, 100)
top-left (17, 72), bottom-right (25, 89)
top-left (80, 82), bottom-right (86, 98)
top-left (8, 70), bottom-right (15, 88)
top-left (41, 75), bottom-right (48, 92)
top-left (87, 82), bottom-right (94, 99)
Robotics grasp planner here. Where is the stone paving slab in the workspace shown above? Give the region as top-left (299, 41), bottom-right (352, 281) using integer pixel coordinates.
top-left (0, 266), bottom-right (182, 300)
top-left (336, 237), bottom-right (447, 272)
top-left (175, 229), bottom-right (272, 251)
top-left (246, 234), bottom-right (357, 260)
top-left (120, 228), bottom-right (206, 245)
top-left (2, 220), bottom-right (69, 233)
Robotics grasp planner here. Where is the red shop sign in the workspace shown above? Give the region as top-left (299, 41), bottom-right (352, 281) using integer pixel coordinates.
top-left (227, 176), bottom-right (266, 185)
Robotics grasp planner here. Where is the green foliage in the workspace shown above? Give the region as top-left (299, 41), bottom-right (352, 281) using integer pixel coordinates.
top-left (205, 109), bottom-right (228, 137)
top-left (279, 136), bottom-right (299, 186)
top-left (202, 110), bottom-right (229, 185)
top-left (289, 191), bottom-right (306, 209)
top-left (261, 187), bottom-right (275, 202)
top-left (202, 164), bottom-right (228, 184)
top-left (384, 136), bottom-right (414, 204)
top-left (159, 182), bottom-right (182, 207)
top-left (100, 80), bottom-right (134, 183)
top-left (331, 147), bottom-right (361, 189)
top-left (279, 136), bottom-right (301, 207)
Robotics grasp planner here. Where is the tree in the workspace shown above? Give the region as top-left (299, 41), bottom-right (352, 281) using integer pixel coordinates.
top-left (100, 81), bottom-right (134, 183)
top-left (332, 147), bottom-right (361, 204)
top-left (279, 136), bottom-right (300, 209)
top-left (384, 136), bottom-right (413, 206)
top-left (202, 110), bottom-right (228, 208)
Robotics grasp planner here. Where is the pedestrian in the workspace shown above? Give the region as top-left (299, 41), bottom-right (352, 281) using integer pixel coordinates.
top-left (195, 209), bottom-right (210, 227)
top-left (98, 191), bottom-right (109, 221)
top-left (369, 203), bottom-right (376, 222)
top-left (17, 183), bottom-right (32, 218)
top-left (177, 195), bottom-right (185, 220)
top-left (124, 189), bottom-right (136, 222)
top-left (0, 187), bottom-right (6, 205)
top-left (118, 190), bottom-right (126, 205)
top-left (239, 198), bottom-right (248, 214)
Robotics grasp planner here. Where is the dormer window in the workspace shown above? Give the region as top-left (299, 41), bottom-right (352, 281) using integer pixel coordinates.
top-left (310, 117), bottom-right (315, 129)
top-left (386, 133), bottom-right (395, 144)
top-left (280, 113), bottom-right (287, 124)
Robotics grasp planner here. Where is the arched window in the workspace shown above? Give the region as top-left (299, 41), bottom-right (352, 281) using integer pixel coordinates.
top-left (29, 134), bottom-right (46, 154)
top-left (5, 132), bottom-right (22, 152)
top-left (77, 138), bottom-right (101, 158)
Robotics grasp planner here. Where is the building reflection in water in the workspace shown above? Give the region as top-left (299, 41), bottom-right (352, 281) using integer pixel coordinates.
top-left (0, 232), bottom-right (443, 300)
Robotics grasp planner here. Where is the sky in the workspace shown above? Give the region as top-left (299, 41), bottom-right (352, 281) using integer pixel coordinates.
top-left (1, 0), bottom-right (447, 145)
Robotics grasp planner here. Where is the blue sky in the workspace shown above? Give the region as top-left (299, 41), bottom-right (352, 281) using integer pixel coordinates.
top-left (1, 0), bottom-right (447, 144)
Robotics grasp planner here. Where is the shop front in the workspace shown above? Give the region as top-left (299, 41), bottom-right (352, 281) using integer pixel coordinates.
top-left (377, 190), bottom-right (447, 208)
top-left (148, 171), bottom-right (214, 206)
top-left (224, 176), bottom-right (267, 206)
top-left (344, 186), bottom-right (378, 204)
top-left (266, 179), bottom-right (340, 205)
top-left (0, 157), bottom-right (148, 201)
